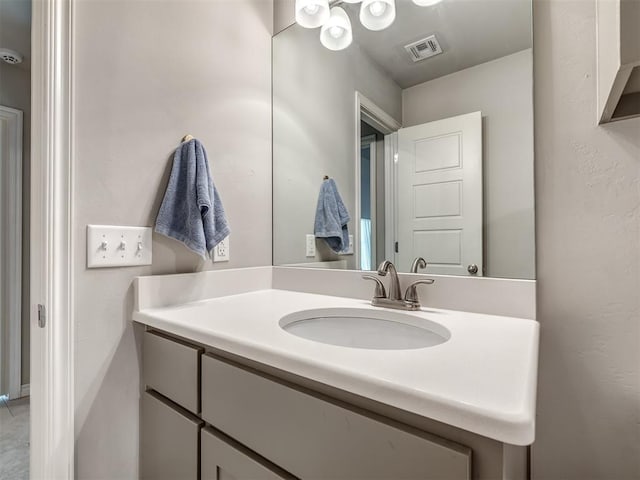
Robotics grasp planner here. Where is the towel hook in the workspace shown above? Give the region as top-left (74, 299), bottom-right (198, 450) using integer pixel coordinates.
top-left (323, 175), bottom-right (329, 180)
top-left (182, 134), bottom-right (194, 143)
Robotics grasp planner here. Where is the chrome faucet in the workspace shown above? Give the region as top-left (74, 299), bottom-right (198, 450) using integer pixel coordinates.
top-left (377, 260), bottom-right (402, 301)
top-left (410, 257), bottom-right (427, 273)
top-left (362, 260), bottom-right (435, 311)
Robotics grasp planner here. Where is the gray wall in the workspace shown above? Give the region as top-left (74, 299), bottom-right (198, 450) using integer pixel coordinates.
top-left (533, 0), bottom-right (640, 479)
top-left (0, 0), bottom-right (31, 386)
top-left (72, 0), bottom-right (273, 477)
top-left (403, 49), bottom-right (535, 280)
top-left (273, 24), bottom-right (402, 268)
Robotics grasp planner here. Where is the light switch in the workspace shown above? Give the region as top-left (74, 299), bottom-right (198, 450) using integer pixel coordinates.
top-left (87, 225), bottom-right (152, 268)
top-left (306, 234), bottom-right (316, 257)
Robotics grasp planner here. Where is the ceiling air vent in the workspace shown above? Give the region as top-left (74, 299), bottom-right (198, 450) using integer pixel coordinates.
top-left (404, 35), bottom-right (443, 63)
top-left (0, 48), bottom-right (23, 65)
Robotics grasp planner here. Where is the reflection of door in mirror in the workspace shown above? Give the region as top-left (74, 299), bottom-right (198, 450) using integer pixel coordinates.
top-left (396, 112), bottom-right (483, 276)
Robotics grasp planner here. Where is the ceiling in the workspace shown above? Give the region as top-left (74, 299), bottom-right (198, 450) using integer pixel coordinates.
top-left (0, 0), bottom-right (32, 71)
top-left (343, 0), bottom-right (532, 89)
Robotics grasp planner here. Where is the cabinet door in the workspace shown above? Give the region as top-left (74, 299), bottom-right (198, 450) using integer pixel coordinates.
top-left (201, 427), bottom-right (296, 480)
top-left (140, 391), bottom-right (203, 480)
top-left (202, 354), bottom-right (471, 480)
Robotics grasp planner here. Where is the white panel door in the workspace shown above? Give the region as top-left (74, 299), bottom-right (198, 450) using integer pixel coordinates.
top-left (397, 111), bottom-right (483, 275)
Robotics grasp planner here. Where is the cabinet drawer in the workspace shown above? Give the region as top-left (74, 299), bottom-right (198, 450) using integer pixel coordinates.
top-left (201, 427), bottom-right (296, 480)
top-left (202, 354), bottom-right (472, 480)
top-left (140, 391), bottom-right (203, 480)
top-left (143, 330), bottom-right (202, 413)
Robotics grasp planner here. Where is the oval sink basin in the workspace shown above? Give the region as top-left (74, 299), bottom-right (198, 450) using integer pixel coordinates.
top-left (279, 308), bottom-right (450, 350)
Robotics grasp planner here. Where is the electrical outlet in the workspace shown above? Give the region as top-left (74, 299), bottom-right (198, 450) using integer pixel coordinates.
top-left (213, 237), bottom-right (230, 262)
top-left (306, 234), bottom-right (316, 257)
top-left (339, 235), bottom-right (354, 255)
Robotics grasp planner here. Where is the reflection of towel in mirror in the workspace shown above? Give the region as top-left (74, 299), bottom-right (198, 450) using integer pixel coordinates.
top-left (155, 139), bottom-right (230, 258)
top-left (314, 178), bottom-right (350, 253)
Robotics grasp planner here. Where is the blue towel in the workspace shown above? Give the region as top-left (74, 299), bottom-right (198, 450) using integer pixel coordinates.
top-left (155, 139), bottom-right (230, 258)
top-left (314, 178), bottom-right (350, 253)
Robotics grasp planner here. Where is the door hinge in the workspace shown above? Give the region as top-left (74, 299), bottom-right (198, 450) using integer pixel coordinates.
top-left (394, 241), bottom-right (399, 253)
top-left (37, 304), bottom-right (47, 328)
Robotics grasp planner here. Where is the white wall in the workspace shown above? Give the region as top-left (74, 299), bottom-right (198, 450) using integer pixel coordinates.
top-left (0, 0), bottom-right (31, 387)
top-left (272, 24), bottom-right (402, 267)
top-left (403, 49), bottom-right (535, 280)
top-left (72, 0), bottom-right (273, 477)
top-left (533, 1), bottom-right (640, 478)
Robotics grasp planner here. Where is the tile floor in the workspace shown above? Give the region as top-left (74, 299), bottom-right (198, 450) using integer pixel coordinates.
top-left (0, 396), bottom-right (29, 480)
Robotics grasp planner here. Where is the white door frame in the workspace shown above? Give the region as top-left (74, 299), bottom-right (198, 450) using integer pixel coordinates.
top-left (0, 105), bottom-right (23, 400)
top-left (31, 0), bottom-right (75, 478)
top-left (354, 92), bottom-right (401, 271)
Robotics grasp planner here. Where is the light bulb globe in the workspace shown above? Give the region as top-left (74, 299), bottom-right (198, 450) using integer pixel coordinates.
top-left (295, 0), bottom-right (330, 28)
top-left (320, 7), bottom-right (353, 50)
top-left (359, 0), bottom-right (395, 31)
top-left (412, 0), bottom-right (443, 6)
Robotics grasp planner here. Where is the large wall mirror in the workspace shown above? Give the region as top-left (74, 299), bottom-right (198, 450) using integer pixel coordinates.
top-left (273, 0), bottom-right (534, 279)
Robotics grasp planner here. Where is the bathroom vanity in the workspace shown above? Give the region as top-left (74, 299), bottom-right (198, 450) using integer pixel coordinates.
top-left (134, 268), bottom-right (538, 480)
top-left (134, 0), bottom-right (540, 476)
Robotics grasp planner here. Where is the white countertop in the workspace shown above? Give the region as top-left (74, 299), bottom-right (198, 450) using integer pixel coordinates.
top-left (133, 288), bottom-right (539, 445)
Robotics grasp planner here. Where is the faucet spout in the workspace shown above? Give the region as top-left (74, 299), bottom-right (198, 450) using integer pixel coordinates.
top-left (377, 260), bottom-right (402, 301)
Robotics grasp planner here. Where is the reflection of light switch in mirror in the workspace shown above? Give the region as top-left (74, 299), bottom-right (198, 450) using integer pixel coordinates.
top-left (306, 234), bottom-right (316, 257)
top-left (87, 225), bottom-right (152, 268)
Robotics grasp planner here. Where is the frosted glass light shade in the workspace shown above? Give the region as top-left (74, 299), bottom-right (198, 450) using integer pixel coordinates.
top-left (295, 0), bottom-right (331, 28)
top-left (412, 0), bottom-right (443, 6)
top-left (320, 7), bottom-right (353, 51)
top-left (360, 0), bottom-right (396, 31)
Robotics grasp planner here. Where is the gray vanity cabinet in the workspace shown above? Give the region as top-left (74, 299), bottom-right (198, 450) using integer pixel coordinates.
top-left (141, 331), bottom-right (204, 480)
top-left (201, 354), bottom-right (472, 480)
top-left (140, 329), bottom-right (524, 480)
top-left (140, 391), bottom-right (203, 480)
top-left (142, 330), bottom-right (203, 414)
top-left (201, 427), bottom-right (295, 480)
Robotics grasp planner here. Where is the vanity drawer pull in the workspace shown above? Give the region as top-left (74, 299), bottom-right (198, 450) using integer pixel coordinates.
top-left (143, 330), bottom-right (203, 414)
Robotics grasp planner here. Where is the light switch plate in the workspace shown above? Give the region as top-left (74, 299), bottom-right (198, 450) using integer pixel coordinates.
top-left (213, 237), bottom-right (230, 262)
top-left (306, 234), bottom-right (316, 257)
top-left (87, 225), bottom-right (152, 268)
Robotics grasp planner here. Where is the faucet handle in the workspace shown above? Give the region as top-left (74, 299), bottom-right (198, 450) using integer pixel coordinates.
top-left (410, 257), bottom-right (427, 273)
top-left (404, 279), bottom-right (435, 304)
top-left (362, 275), bottom-right (387, 299)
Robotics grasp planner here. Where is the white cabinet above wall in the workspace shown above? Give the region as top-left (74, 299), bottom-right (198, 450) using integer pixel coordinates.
top-left (597, 0), bottom-right (640, 123)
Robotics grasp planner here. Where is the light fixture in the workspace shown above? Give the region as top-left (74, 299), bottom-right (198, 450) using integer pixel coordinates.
top-left (295, 0), bottom-right (331, 28)
top-left (359, 0), bottom-right (396, 31)
top-left (295, 0), bottom-right (441, 50)
top-left (320, 7), bottom-right (353, 51)
top-left (412, 0), bottom-right (443, 6)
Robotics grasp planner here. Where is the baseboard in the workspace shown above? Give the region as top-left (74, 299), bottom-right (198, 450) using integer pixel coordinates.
top-left (20, 384), bottom-right (30, 398)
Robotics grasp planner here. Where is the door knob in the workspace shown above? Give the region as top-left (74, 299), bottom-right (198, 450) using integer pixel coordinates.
top-left (467, 264), bottom-right (479, 275)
